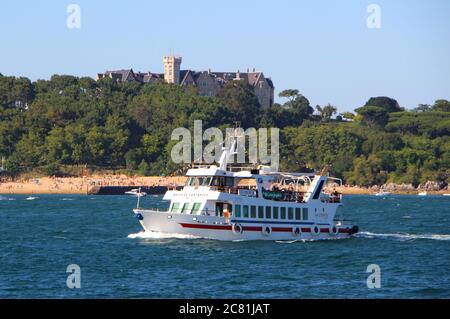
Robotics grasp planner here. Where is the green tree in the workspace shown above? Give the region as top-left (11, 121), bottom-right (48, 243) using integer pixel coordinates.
top-left (364, 96), bottom-right (403, 113)
top-left (315, 104), bottom-right (337, 122)
top-left (354, 106), bottom-right (389, 127)
top-left (342, 112), bottom-right (355, 120)
top-left (432, 99), bottom-right (450, 112)
top-left (216, 81), bottom-right (260, 128)
top-left (138, 159), bottom-right (151, 176)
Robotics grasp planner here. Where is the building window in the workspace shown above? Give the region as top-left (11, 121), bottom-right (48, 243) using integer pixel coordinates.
top-left (280, 207), bottom-right (286, 219)
top-left (265, 206), bottom-right (271, 219)
top-left (295, 208), bottom-right (301, 220)
top-left (251, 206), bottom-right (256, 218)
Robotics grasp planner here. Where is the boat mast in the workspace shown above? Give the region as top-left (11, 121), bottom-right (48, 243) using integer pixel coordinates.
top-left (218, 128), bottom-right (238, 171)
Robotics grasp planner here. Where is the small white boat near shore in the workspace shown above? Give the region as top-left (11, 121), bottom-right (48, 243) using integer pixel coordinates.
top-left (25, 196), bottom-right (37, 200)
top-left (418, 191), bottom-right (428, 196)
top-left (125, 188), bottom-right (147, 197)
top-left (375, 191), bottom-right (391, 196)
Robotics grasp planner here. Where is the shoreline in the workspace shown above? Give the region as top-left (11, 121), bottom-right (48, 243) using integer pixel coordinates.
top-left (0, 175), bottom-right (448, 195)
top-left (0, 175), bottom-right (186, 195)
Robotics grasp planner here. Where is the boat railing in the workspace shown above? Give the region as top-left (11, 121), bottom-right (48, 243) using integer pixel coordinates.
top-left (189, 164), bottom-right (256, 172)
top-left (321, 192), bottom-right (342, 203)
top-left (274, 190), bottom-right (306, 203)
top-left (209, 186), bottom-right (258, 196)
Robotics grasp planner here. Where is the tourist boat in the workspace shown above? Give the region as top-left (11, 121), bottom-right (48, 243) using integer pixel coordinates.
top-left (132, 136), bottom-right (359, 241)
top-left (418, 191), bottom-right (428, 196)
top-left (375, 191), bottom-right (391, 196)
top-left (125, 188), bottom-right (147, 197)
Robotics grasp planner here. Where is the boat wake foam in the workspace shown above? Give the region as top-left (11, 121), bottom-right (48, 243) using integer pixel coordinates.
top-left (357, 231), bottom-right (450, 241)
top-left (0, 196), bottom-right (15, 201)
top-left (127, 231), bottom-right (202, 240)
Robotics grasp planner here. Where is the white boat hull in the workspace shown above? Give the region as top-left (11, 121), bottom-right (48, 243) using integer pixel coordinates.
top-left (133, 209), bottom-right (358, 241)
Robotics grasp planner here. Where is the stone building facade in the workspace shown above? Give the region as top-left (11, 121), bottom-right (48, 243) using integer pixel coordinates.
top-left (97, 56), bottom-right (274, 108)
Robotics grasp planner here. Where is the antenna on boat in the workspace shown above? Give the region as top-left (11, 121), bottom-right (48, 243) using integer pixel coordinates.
top-left (136, 187), bottom-right (141, 208)
top-left (218, 124), bottom-right (240, 170)
top-left (320, 165), bottom-right (331, 176)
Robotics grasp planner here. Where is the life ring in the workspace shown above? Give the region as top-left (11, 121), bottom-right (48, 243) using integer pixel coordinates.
top-left (312, 225), bottom-right (320, 236)
top-left (329, 225), bottom-right (339, 236)
top-left (262, 225), bottom-right (272, 236)
top-left (232, 223), bottom-right (243, 234)
top-left (292, 227), bottom-right (301, 237)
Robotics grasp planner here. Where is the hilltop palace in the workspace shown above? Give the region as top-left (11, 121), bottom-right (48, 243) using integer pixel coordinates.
top-left (96, 56), bottom-right (274, 108)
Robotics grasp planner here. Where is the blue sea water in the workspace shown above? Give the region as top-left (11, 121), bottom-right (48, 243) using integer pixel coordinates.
top-left (0, 194), bottom-right (449, 298)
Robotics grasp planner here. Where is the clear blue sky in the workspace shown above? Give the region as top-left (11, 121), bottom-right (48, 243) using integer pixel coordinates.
top-left (1, 0), bottom-right (449, 112)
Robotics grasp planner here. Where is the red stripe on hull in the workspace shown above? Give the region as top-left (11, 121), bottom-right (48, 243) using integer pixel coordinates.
top-left (179, 223), bottom-right (350, 234)
top-left (179, 223), bottom-right (232, 230)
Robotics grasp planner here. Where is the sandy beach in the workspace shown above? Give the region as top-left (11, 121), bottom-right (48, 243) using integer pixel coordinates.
top-left (0, 175), bottom-right (187, 195)
top-left (1, 175), bottom-right (447, 195)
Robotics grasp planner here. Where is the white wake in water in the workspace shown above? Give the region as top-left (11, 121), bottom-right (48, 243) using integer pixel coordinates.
top-left (0, 196), bottom-right (15, 201)
top-left (127, 231), bottom-right (202, 240)
top-left (357, 231), bottom-right (450, 241)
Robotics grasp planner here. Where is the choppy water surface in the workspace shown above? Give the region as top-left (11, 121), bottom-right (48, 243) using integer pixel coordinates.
top-left (0, 194), bottom-right (449, 298)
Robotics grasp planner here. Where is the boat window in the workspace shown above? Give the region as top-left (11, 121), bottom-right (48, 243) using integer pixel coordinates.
top-left (302, 208), bottom-right (308, 220)
top-left (265, 206), bottom-right (272, 219)
top-left (216, 202), bottom-right (223, 217)
top-left (191, 202), bottom-right (201, 214)
top-left (211, 176), bottom-right (235, 187)
top-left (288, 208), bottom-right (294, 220)
top-left (186, 176), bottom-right (213, 186)
top-left (227, 204), bottom-right (232, 215)
top-left (181, 203), bottom-right (190, 213)
top-left (258, 206), bottom-right (264, 219)
top-left (273, 207), bottom-right (279, 219)
top-left (235, 205), bottom-right (241, 218)
top-left (243, 205), bottom-right (249, 218)
top-left (280, 207), bottom-right (286, 219)
top-left (211, 177), bottom-right (225, 187)
top-left (295, 208), bottom-right (301, 220)
top-left (171, 202), bottom-right (180, 213)
top-left (250, 206), bottom-right (256, 218)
